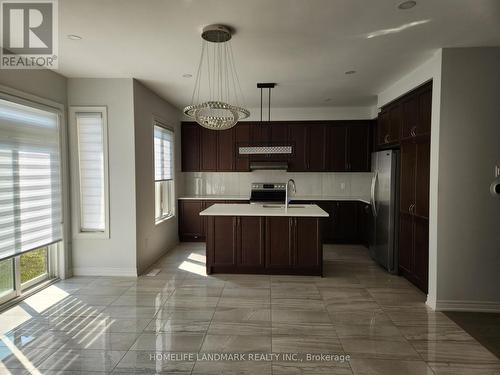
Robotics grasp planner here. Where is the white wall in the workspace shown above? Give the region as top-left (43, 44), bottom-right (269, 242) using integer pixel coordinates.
top-left (132, 80), bottom-right (182, 274)
top-left (0, 70), bottom-right (72, 279)
top-left (434, 48), bottom-right (500, 311)
top-left (68, 78), bottom-right (138, 276)
top-left (376, 51), bottom-right (442, 309)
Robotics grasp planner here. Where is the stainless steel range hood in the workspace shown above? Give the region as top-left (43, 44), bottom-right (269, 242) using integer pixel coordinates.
top-left (249, 161), bottom-right (288, 171)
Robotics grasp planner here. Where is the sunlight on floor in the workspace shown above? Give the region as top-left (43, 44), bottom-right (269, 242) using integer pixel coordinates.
top-left (179, 260), bottom-right (207, 277)
top-left (0, 335), bottom-right (42, 374)
top-left (23, 286), bottom-right (69, 314)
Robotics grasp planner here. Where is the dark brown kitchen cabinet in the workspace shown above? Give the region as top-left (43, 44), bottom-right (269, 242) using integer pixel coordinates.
top-left (328, 126), bottom-right (347, 172)
top-left (236, 217), bottom-right (265, 268)
top-left (294, 217), bottom-right (322, 269)
top-left (250, 123), bottom-right (269, 144)
top-left (357, 202), bottom-right (371, 247)
top-left (377, 110), bottom-right (390, 146)
top-left (400, 142), bottom-right (417, 215)
top-left (178, 200), bottom-right (204, 241)
top-left (234, 123), bottom-right (250, 171)
top-left (265, 217), bottom-right (293, 268)
top-left (348, 123), bottom-right (371, 171)
top-left (287, 124), bottom-right (308, 171)
top-left (401, 83), bottom-right (432, 140)
top-left (333, 201), bottom-right (358, 243)
top-left (398, 213), bottom-right (413, 275)
top-left (399, 137), bottom-right (430, 293)
top-left (181, 123), bottom-right (200, 171)
top-left (182, 120), bottom-right (372, 172)
top-left (200, 127), bottom-right (218, 171)
top-left (308, 124), bottom-right (327, 171)
top-left (208, 216), bottom-right (237, 267)
top-left (377, 103), bottom-right (401, 146)
top-left (217, 128), bottom-right (234, 171)
top-left (206, 215), bottom-right (322, 275)
top-left (328, 122), bottom-right (371, 172)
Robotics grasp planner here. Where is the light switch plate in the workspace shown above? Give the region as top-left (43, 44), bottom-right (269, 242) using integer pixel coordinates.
top-left (340, 182), bottom-right (346, 190)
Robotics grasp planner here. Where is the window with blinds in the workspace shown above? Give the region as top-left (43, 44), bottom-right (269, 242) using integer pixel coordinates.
top-left (0, 98), bottom-right (62, 261)
top-left (72, 108), bottom-right (109, 234)
top-left (154, 123), bottom-right (174, 222)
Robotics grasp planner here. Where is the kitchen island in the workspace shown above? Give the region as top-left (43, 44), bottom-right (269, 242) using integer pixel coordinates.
top-left (200, 203), bottom-right (329, 276)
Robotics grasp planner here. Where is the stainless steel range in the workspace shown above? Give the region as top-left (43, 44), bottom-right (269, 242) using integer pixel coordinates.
top-left (249, 183), bottom-right (286, 204)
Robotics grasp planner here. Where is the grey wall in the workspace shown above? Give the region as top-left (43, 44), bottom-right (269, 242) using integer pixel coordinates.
top-left (68, 78), bottom-right (138, 276)
top-left (133, 80), bottom-right (182, 274)
top-left (0, 70), bottom-right (67, 104)
top-left (435, 48), bottom-right (500, 310)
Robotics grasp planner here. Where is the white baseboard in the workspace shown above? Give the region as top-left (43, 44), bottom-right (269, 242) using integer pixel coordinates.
top-left (434, 300), bottom-right (500, 312)
top-left (73, 267), bottom-right (137, 277)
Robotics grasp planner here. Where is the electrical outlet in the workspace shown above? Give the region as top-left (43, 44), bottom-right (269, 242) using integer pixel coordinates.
top-left (495, 165), bottom-right (500, 178)
top-left (340, 182), bottom-right (346, 191)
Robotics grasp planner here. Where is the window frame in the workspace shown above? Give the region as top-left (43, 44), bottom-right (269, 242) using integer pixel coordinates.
top-left (69, 106), bottom-right (110, 238)
top-left (153, 118), bottom-right (175, 224)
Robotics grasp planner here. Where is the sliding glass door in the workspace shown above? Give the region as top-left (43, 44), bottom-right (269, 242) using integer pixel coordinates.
top-left (0, 95), bottom-right (62, 306)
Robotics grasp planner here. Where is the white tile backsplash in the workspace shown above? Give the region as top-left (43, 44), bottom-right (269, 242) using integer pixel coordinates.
top-left (182, 171), bottom-right (373, 201)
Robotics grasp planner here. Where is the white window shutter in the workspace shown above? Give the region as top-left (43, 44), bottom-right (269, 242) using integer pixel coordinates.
top-left (154, 125), bottom-right (173, 181)
top-left (76, 112), bottom-right (106, 232)
top-left (0, 98), bottom-right (62, 260)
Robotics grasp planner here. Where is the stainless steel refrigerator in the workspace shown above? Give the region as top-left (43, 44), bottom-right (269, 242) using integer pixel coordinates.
top-left (369, 150), bottom-right (400, 273)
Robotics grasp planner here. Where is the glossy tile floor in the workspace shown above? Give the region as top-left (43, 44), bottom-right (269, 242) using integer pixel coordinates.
top-left (1, 243), bottom-right (499, 374)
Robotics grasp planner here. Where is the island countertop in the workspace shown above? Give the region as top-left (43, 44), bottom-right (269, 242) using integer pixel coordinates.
top-left (199, 203), bottom-right (329, 217)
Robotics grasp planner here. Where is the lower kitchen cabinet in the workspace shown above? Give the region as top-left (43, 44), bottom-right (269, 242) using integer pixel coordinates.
top-left (178, 199), bottom-right (249, 242)
top-left (265, 217), bottom-right (293, 268)
top-left (292, 200), bottom-right (369, 245)
top-left (237, 216), bottom-right (265, 268)
top-left (206, 215), bottom-right (322, 275)
top-left (295, 217), bottom-right (322, 269)
top-left (178, 200), bottom-right (204, 241)
top-left (398, 213), bottom-right (429, 293)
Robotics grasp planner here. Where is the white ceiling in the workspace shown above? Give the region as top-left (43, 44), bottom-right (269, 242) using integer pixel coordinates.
top-left (58, 0), bottom-right (500, 109)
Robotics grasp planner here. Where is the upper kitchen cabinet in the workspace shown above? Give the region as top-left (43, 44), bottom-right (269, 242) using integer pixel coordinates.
top-left (181, 122), bottom-right (200, 171)
top-left (377, 103), bottom-right (401, 147)
top-left (307, 124), bottom-right (327, 171)
top-left (200, 127), bottom-right (218, 171)
top-left (327, 121), bottom-right (371, 172)
top-left (234, 123), bottom-right (250, 171)
top-left (181, 120), bottom-right (372, 172)
top-left (217, 128), bottom-right (235, 171)
top-left (377, 81), bottom-right (432, 148)
top-left (327, 125), bottom-right (347, 172)
top-left (401, 82), bottom-right (432, 140)
top-left (287, 123), bottom-right (308, 171)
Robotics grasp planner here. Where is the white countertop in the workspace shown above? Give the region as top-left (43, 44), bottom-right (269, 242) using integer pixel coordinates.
top-left (199, 203), bottom-right (329, 217)
top-left (178, 195), bottom-right (248, 201)
top-left (179, 195), bottom-right (369, 204)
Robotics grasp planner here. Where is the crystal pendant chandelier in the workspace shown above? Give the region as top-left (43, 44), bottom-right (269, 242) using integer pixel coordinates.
top-left (183, 24), bottom-right (250, 130)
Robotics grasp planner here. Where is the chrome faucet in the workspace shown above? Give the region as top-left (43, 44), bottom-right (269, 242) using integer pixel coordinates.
top-left (285, 179), bottom-right (296, 211)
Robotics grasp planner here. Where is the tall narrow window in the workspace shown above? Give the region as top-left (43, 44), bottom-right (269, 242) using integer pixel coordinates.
top-left (154, 123), bottom-right (174, 222)
top-left (71, 108), bottom-right (109, 234)
top-left (0, 98), bottom-right (62, 261)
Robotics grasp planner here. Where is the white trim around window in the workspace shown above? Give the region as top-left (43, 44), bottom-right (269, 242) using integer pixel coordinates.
top-left (69, 106), bottom-right (110, 239)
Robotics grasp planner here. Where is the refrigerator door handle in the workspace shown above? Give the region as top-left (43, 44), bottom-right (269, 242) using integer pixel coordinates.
top-left (370, 171), bottom-right (378, 217)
